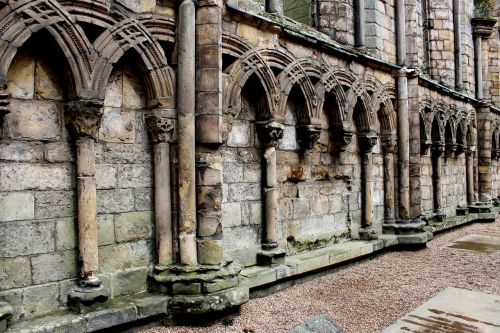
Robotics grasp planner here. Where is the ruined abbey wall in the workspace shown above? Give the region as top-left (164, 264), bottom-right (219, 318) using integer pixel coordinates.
top-left (0, 0), bottom-right (500, 331)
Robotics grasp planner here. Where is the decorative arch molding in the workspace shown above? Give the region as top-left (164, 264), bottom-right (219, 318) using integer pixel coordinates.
top-left (345, 75), bottom-right (376, 134)
top-left (223, 48), bottom-right (280, 120)
top-left (0, 0), bottom-right (94, 98)
top-left (222, 33), bottom-right (252, 58)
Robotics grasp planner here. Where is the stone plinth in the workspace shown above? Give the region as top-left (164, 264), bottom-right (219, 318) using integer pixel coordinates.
top-left (150, 261), bottom-right (249, 315)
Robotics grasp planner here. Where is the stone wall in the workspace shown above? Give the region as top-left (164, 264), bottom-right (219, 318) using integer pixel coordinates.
top-left (461, 0), bottom-right (476, 96)
top-left (314, 0), bottom-right (355, 45)
top-left (0, 39), bottom-right (157, 322)
top-left (366, 0), bottom-right (396, 63)
top-left (284, 0), bottom-right (311, 24)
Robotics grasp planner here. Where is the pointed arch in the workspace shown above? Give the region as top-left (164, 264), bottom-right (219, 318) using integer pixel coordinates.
top-left (91, 17), bottom-right (175, 108)
top-left (0, 0), bottom-right (94, 97)
top-left (346, 75), bottom-right (375, 133)
top-left (223, 49), bottom-right (280, 120)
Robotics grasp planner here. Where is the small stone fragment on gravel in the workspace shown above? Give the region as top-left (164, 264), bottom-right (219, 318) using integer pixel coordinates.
top-left (288, 315), bottom-right (343, 333)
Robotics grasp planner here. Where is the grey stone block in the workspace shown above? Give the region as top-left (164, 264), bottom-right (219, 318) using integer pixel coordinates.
top-left (31, 251), bottom-right (78, 284)
top-left (115, 211), bottom-right (153, 242)
top-left (44, 142), bottom-right (73, 163)
top-left (0, 142), bottom-right (43, 162)
top-left (0, 220), bottom-right (54, 257)
top-left (0, 164), bottom-right (72, 192)
top-left (288, 315), bottom-right (343, 333)
top-left (112, 267), bottom-right (149, 297)
top-left (23, 283), bottom-right (60, 319)
top-left (0, 258), bottom-right (31, 291)
top-left (0, 192), bottom-right (34, 222)
top-left (99, 241), bottom-right (152, 272)
top-left (35, 191), bottom-right (75, 219)
top-left (55, 218), bottom-right (77, 250)
top-left (97, 189), bottom-right (135, 214)
top-left (117, 164), bottom-right (152, 188)
top-left (97, 214), bottom-right (115, 246)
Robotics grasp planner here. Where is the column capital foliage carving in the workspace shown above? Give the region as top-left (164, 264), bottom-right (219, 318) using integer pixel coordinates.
top-left (471, 17), bottom-right (497, 37)
top-left (382, 135), bottom-right (397, 154)
top-left (65, 100), bottom-right (104, 139)
top-left (257, 121), bottom-right (284, 147)
top-left (358, 132), bottom-right (378, 152)
top-left (297, 125), bottom-right (322, 150)
top-left (145, 110), bottom-right (176, 143)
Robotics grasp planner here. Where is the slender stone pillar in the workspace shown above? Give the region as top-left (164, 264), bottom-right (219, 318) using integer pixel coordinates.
top-left (146, 111), bottom-right (175, 267)
top-left (358, 133), bottom-right (377, 239)
top-left (453, 0), bottom-right (462, 89)
top-left (432, 143), bottom-right (445, 220)
top-left (257, 121), bottom-right (286, 265)
top-left (474, 34), bottom-right (484, 100)
top-left (266, 0), bottom-right (283, 14)
top-left (382, 135), bottom-right (397, 223)
top-left (355, 0), bottom-right (365, 47)
top-left (395, 0), bottom-right (406, 65)
top-left (178, 0), bottom-right (197, 266)
top-left (397, 69), bottom-right (410, 220)
top-left (408, 71), bottom-right (422, 220)
top-left (466, 148), bottom-right (475, 206)
top-left (65, 100), bottom-right (109, 313)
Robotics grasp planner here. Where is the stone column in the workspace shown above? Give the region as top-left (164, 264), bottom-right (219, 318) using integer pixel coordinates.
top-left (453, 0), bottom-right (462, 89)
top-left (257, 121), bottom-right (286, 265)
top-left (146, 111), bottom-right (175, 267)
top-left (408, 70), bottom-right (422, 220)
top-left (466, 148), bottom-right (476, 206)
top-left (382, 135), bottom-right (397, 223)
top-left (395, 0), bottom-right (406, 65)
top-left (65, 100), bottom-right (110, 313)
top-left (359, 133), bottom-right (377, 240)
top-left (355, 0), bottom-right (365, 47)
top-left (431, 143), bottom-right (445, 220)
top-left (178, 0), bottom-right (197, 266)
top-left (397, 69), bottom-right (410, 220)
top-left (266, 0), bottom-right (283, 14)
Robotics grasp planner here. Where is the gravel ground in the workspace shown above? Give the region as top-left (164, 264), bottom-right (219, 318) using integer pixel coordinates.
top-left (143, 219), bottom-right (500, 333)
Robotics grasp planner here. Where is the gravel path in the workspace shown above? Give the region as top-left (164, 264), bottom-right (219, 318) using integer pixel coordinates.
top-left (143, 220), bottom-right (500, 333)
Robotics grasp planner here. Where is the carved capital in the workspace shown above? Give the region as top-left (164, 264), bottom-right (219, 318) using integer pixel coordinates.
top-left (471, 17), bottom-right (497, 38)
top-left (65, 100), bottom-right (104, 139)
top-left (331, 123), bottom-right (354, 151)
top-left (431, 141), bottom-right (445, 156)
top-left (258, 121), bottom-right (284, 147)
top-left (358, 132), bottom-right (378, 153)
top-left (455, 144), bottom-right (467, 156)
top-left (381, 135), bottom-right (397, 154)
top-left (420, 140), bottom-right (432, 155)
top-left (145, 110), bottom-right (176, 143)
top-left (297, 125), bottom-right (321, 150)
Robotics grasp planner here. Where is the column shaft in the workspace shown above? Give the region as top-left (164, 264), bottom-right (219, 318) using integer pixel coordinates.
top-left (355, 0), bottom-right (365, 47)
top-left (453, 0), bottom-right (462, 89)
top-left (396, 0), bottom-right (406, 65)
top-left (264, 146), bottom-right (278, 244)
top-left (432, 151), bottom-right (443, 213)
top-left (76, 138), bottom-right (99, 281)
top-left (397, 73), bottom-right (410, 219)
top-left (474, 36), bottom-right (483, 100)
top-left (384, 152), bottom-right (395, 221)
top-left (477, 106), bottom-right (492, 201)
top-left (362, 151), bottom-right (374, 226)
top-left (154, 142), bottom-right (173, 266)
top-left (408, 75), bottom-right (422, 219)
top-left (178, 0), bottom-right (197, 265)
top-left (466, 151), bottom-right (475, 205)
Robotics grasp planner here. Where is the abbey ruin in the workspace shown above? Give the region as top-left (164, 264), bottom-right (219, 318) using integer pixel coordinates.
top-left (0, 0), bottom-right (499, 331)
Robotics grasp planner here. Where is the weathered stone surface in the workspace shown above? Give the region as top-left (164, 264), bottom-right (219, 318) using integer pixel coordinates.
top-left (31, 251), bottom-right (78, 284)
top-left (44, 142), bottom-right (73, 163)
top-left (228, 183), bottom-right (261, 202)
top-left (0, 220), bottom-right (54, 257)
top-left (96, 164), bottom-right (118, 189)
top-left (99, 241), bottom-right (152, 272)
top-left (97, 214), bottom-right (115, 246)
top-left (5, 100), bottom-right (62, 140)
top-left (289, 315), bottom-right (344, 333)
top-left (35, 191), bottom-right (74, 219)
top-left (23, 283), bottom-right (60, 319)
top-left (112, 267), bottom-right (149, 297)
top-left (0, 192), bottom-right (34, 222)
top-left (0, 164), bottom-right (72, 191)
top-left (99, 108), bottom-right (136, 143)
top-left (0, 142), bottom-right (43, 162)
top-left (56, 218), bottom-right (77, 250)
top-left (223, 226), bottom-right (258, 250)
top-left (0, 258), bottom-right (31, 291)
top-left (97, 189), bottom-right (135, 214)
top-left (100, 144), bottom-right (152, 164)
top-left (222, 202), bottom-right (242, 227)
top-left (117, 164), bottom-right (152, 188)
top-left (115, 211), bottom-right (154, 242)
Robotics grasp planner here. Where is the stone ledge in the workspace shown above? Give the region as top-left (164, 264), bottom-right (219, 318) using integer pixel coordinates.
top-left (5, 293), bottom-right (168, 333)
top-left (424, 214), bottom-right (479, 234)
top-left (241, 237), bottom-right (398, 290)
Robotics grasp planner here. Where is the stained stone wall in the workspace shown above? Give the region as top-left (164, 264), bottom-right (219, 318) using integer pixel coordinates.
top-left (284, 0), bottom-right (311, 24)
top-left (420, 155), bottom-right (434, 215)
top-left (461, 0), bottom-right (476, 96)
top-left (315, 0), bottom-right (355, 44)
top-left (366, 0), bottom-right (396, 63)
top-left (441, 156), bottom-right (467, 216)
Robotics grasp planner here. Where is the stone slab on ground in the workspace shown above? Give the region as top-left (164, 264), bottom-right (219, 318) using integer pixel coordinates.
top-left (381, 287), bottom-right (500, 333)
top-left (288, 315), bottom-right (343, 333)
top-left (444, 234), bottom-right (500, 254)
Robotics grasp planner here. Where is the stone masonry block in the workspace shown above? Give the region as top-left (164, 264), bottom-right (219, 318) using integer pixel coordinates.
top-left (112, 267), bottom-right (149, 297)
top-left (55, 217), bottom-right (77, 250)
top-left (97, 214), bottom-right (115, 246)
top-left (97, 189), bottom-right (135, 214)
top-left (115, 211), bottom-right (154, 243)
top-left (22, 283), bottom-right (60, 319)
top-left (31, 250), bottom-right (78, 284)
top-left (0, 142), bottom-right (43, 162)
top-left (5, 99), bottom-right (62, 141)
top-left (0, 164), bottom-right (72, 192)
top-left (0, 258), bottom-right (31, 291)
top-left (0, 220), bottom-right (54, 257)
top-left (99, 240), bottom-right (152, 272)
top-left (0, 192), bottom-right (34, 222)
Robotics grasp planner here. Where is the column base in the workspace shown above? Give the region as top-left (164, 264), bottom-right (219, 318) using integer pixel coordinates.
top-left (68, 285), bottom-right (110, 314)
top-left (383, 218), bottom-right (426, 235)
top-left (456, 206), bottom-right (469, 216)
top-left (358, 227), bottom-right (379, 241)
top-left (469, 201), bottom-right (493, 213)
top-left (150, 261), bottom-right (249, 316)
top-left (492, 197), bottom-right (500, 207)
top-left (431, 212), bottom-right (447, 223)
top-left (257, 247), bottom-right (286, 266)
top-left (0, 302), bottom-right (13, 333)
